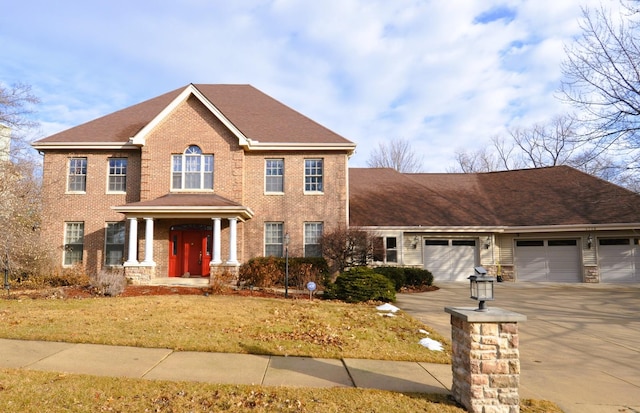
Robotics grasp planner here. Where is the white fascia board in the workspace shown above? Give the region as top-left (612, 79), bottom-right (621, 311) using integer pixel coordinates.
top-left (32, 141), bottom-right (138, 150)
top-left (354, 223), bottom-right (640, 234)
top-left (242, 142), bottom-right (356, 153)
top-left (130, 84), bottom-right (252, 147)
top-left (112, 205), bottom-right (255, 220)
top-left (354, 226), bottom-right (505, 233)
top-left (502, 223), bottom-right (640, 233)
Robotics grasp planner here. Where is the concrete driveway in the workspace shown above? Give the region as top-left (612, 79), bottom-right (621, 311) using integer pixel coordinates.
top-left (396, 282), bottom-right (640, 413)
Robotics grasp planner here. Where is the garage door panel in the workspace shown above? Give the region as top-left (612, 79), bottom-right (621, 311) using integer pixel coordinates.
top-left (599, 240), bottom-right (637, 282)
top-left (424, 240), bottom-right (477, 282)
top-left (516, 240), bottom-right (580, 282)
top-left (516, 245), bottom-right (547, 281)
top-left (548, 242), bottom-right (580, 282)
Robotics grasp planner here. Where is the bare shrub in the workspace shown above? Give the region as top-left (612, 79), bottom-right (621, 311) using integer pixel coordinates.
top-left (92, 268), bottom-right (127, 296)
top-left (210, 270), bottom-right (234, 294)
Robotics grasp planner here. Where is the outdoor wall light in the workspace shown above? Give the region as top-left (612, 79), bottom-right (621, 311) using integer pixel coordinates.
top-left (587, 234), bottom-right (593, 249)
top-left (484, 236), bottom-right (492, 249)
top-left (412, 235), bottom-right (420, 248)
top-left (468, 266), bottom-right (495, 312)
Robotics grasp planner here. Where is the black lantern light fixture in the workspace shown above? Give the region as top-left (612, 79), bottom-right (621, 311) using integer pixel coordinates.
top-left (468, 266), bottom-right (495, 312)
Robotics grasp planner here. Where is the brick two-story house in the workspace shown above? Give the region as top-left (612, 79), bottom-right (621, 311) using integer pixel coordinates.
top-left (34, 84), bottom-right (640, 284)
top-left (33, 84), bottom-right (355, 283)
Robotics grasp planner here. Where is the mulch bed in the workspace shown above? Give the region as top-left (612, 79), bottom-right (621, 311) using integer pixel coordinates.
top-left (4, 283), bottom-right (437, 300)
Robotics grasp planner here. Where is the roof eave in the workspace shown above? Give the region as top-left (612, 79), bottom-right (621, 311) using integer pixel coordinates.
top-left (355, 223), bottom-right (640, 233)
top-left (111, 205), bottom-right (255, 220)
top-left (241, 141), bottom-right (356, 153)
top-left (32, 141), bottom-right (138, 151)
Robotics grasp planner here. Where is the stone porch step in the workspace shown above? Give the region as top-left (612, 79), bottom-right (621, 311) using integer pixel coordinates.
top-left (148, 277), bottom-right (210, 287)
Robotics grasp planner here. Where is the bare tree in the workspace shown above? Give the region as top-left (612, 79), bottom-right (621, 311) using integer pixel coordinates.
top-left (320, 227), bottom-right (376, 274)
top-left (0, 83), bottom-right (46, 282)
top-left (560, 2), bottom-right (640, 151)
top-left (367, 138), bottom-right (425, 173)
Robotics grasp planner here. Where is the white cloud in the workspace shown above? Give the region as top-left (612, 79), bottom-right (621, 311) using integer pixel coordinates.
top-left (0, 0), bottom-right (615, 170)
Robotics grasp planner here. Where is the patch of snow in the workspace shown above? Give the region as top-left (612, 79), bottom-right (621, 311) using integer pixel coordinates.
top-left (419, 337), bottom-right (444, 351)
top-left (418, 329), bottom-right (430, 335)
top-left (376, 303), bottom-right (400, 313)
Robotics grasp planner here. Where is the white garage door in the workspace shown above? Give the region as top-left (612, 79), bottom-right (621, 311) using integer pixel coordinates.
top-left (599, 238), bottom-right (640, 282)
top-left (516, 239), bottom-right (581, 282)
top-left (423, 239), bottom-right (477, 282)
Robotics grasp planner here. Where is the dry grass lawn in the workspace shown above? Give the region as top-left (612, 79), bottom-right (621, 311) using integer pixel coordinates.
top-left (0, 295), bottom-right (450, 363)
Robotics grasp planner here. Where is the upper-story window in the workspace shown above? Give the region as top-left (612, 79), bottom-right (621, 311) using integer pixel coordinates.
top-left (172, 145), bottom-right (214, 190)
top-left (304, 159), bottom-right (323, 193)
top-left (107, 158), bottom-right (127, 193)
top-left (67, 157), bottom-right (87, 192)
top-left (265, 159), bottom-right (284, 193)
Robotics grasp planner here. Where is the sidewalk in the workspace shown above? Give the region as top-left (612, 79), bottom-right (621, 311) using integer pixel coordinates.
top-left (0, 338), bottom-right (451, 394)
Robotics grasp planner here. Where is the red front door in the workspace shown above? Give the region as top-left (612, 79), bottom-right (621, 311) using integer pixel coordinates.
top-left (169, 228), bottom-right (211, 277)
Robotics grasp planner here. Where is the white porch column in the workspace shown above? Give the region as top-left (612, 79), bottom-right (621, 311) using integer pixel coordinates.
top-left (212, 218), bottom-right (222, 264)
top-left (141, 217), bottom-right (155, 265)
top-left (226, 217), bottom-right (238, 265)
top-left (124, 217), bottom-right (138, 265)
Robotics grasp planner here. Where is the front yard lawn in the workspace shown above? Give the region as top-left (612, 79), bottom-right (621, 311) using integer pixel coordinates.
top-left (0, 294), bottom-right (450, 363)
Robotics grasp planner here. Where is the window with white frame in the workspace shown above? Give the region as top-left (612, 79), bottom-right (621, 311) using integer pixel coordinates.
top-left (105, 222), bottom-right (126, 266)
top-left (373, 236), bottom-right (398, 263)
top-left (64, 222), bottom-right (84, 265)
top-left (304, 159), bottom-right (323, 192)
top-left (304, 222), bottom-right (323, 257)
top-left (172, 145), bottom-right (214, 190)
top-left (107, 158), bottom-right (127, 193)
top-left (67, 157), bottom-right (87, 192)
top-left (265, 159), bottom-right (284, 193)
top-left (265, 222), bottom-right (284, 257)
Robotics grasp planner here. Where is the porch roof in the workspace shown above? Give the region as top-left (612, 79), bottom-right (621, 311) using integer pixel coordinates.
top-left (112, 193), bottom-right (254, 220)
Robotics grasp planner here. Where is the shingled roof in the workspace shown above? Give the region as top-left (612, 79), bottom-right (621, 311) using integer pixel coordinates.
top-left (34, 84), bottom-right (354, 147)
top-left (349, 166), bottom-right (640, 228)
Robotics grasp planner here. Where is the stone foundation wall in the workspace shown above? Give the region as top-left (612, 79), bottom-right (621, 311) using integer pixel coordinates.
top-left (124, 265), bottom-right (156, 285)
top-left (583, 266), bottom-right (599, 283)
top-left (486, 265), bottom-right (515, 282)
top-left (450, 315), bottom-right (522, 413)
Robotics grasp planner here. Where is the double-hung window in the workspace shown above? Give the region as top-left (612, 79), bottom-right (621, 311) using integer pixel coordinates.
top-left (304, 222), bottom-right (323, 257)
top-left (107, 158), bottom-right (127, 193)
top-left (265, 222), bottom-right (284, 257)
top-left (67, 157), bottom-right (87, 192)
top-left (304, 159), bottom-right (323, 193)
top-left (64, 222), bottom-right (84, 265)
top-left (172, 145), bottom-right (214, 190)
top-left (373, 236), bottom-right (398, 263)
top-left (105, 222), bottom-right (126, 266)
top-left (265, 159), bottom-right (284, 193)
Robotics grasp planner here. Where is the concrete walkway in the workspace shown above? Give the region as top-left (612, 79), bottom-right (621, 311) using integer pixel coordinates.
top-left (396, 282), bottom-right (640, 413)
top-left (0, 338), bottom-right (451, 394)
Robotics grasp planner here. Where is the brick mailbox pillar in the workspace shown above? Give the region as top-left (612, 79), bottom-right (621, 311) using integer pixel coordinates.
top-left (445, 307), bottom-right (527, 413)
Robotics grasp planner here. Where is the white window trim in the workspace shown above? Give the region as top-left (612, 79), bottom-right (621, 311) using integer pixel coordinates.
top-left (104, 221), bottom-right (126, 266)
top-left (63, 221), bottom-right (84, 267)
top-left (303, 158), bottom-right (324, 194)
top-left (66, 157), bottom-right (87, 194)
top-left (106, 158), bottom-right (127, 194)
top-left (171, 146), bottom-right (214, 192)
top-left (264, 158), bottom-right (285, 195)
top-left (304, 222), bottom-right (323, 257)
top-left (264, 222), bottom-right (284, 257)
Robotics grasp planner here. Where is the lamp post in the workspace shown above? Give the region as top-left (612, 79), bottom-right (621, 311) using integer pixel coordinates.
top-left (284, 233), bottom-right (290, 298)
top-left (468, 266), bottom-right (495, 312)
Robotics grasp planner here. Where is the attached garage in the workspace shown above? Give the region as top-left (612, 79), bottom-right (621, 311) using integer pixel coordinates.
top-left (515, 239), bottom-right (581, 282)
top-left (423, 239), bottom-right (477, 281)
top-left (598, 238), bottom-right (640, 282)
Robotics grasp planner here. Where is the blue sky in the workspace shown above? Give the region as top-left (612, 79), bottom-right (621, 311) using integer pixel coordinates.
top-left (0, 0), bottom-right (614, 171)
